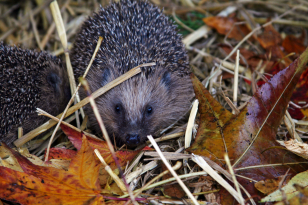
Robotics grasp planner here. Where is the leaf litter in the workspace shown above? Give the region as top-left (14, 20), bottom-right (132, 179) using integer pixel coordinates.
top-left (1, 0), bottom-right (308, 204)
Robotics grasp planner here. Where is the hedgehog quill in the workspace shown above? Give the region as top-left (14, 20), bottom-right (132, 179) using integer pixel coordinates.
top-left (71, 0), bottom-right (194, 147)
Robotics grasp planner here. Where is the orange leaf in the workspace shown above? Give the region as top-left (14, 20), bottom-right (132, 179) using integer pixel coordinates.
top-left (187, 45), bottom-right (308, 198)
top-left (255, 177), bottom-right (287, 194)
top-left (256, 24), bottom-right (282, 49)
top-left (203, 16), bottom-right (250, 41)
top-left (0, 137), bottom-right (105, 205)
top-left (282, 31), bottom-right (306, 54)
top-left (47, 148), bottom-right (77, 160)
top-left (61, 124), bottom-right (142, 167)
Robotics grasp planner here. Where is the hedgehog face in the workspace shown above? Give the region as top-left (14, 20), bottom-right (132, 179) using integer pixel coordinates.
top-left (83, 66), bottom-right (193, 148)
top-left (71, 0), bottom-right (194, 147)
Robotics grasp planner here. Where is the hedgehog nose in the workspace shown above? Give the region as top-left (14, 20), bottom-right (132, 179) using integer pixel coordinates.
top-left (126, 134), bottom-right (140, 145)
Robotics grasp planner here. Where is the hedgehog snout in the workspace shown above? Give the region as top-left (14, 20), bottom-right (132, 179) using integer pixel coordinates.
top-left (125, 133), bottom-right (140, 146)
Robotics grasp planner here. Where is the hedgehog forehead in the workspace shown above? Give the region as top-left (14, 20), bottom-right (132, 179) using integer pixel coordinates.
top-left (114, 73), bottom-right (166, 122)
top-left (119, 77), bottom-right (150, 121)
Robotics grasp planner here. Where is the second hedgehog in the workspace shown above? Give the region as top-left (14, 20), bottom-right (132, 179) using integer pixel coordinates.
top-left (71, 0), bottom-right (193, 147)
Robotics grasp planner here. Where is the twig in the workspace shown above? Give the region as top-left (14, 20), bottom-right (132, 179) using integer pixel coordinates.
top-left (94, 149), bottom-right (127, 194)
top-left (185, 99), bottom-right (199, 148)
top-left (224, 153), bottom-right (244, 205)
top-left (37, 108), bottom-right (100, 140)
top-left (192, 154), bottom-right (244, 204)
top-left (232, 50), bottom-right (240, 114)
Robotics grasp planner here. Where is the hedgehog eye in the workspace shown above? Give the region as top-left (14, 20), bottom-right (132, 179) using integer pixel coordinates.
top-left (146, 106), bottom-right (153, 115)
top-left (115, 104), bottom-right (122, 114)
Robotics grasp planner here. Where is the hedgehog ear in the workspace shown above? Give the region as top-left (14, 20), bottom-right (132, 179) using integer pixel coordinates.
top-left (47, 72), bottom-right (62, 95)
top-left (161, 71), bottom-right (171, 88)
top-left (101, 68), bottom-right (111, 86)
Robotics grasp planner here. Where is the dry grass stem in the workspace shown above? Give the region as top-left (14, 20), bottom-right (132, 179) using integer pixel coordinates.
top-left (144, 152), bottom-right (191, 160)
top-left (94, 149), bottom-right (127, 194)
top-left (224, 153), bottom-right (245, 205)
top-left (146, 132), bottom-right (184, 145)
top-left (234, 162), bottom-right (308, 171)
top-left (36, 108), bottom-right (100, 140)
top-left (182, 25), bottom-right (210, 46)
top-left (232, 49), bottom-right (240, 114)
top-left (125, 161), bottom-right (157, 184)
top-left (192, 154), bottom-right (244, 204)
top-left (284, 111), bottom-right (303, 142)
top-left (185, 99), bottom-right (199, 148)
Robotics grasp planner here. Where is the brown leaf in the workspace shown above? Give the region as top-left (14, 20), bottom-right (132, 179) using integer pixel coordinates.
top-left (187, 45), bottom-right (308, 198)
top-left (282, 31), bottom-right (306, 54)
top-left (255, 177), bottom-right (286, 195)
top-left (256, 24), bottom-right (282, 49)
top-left (203, 16), bottom-right (250, 41)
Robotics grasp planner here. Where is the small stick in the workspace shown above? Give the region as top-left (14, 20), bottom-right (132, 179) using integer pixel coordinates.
top-left (192, 154), bottom-right (244, 204)
top-left (94, 149), bottom-right (127, 194)
top-left (29, 12), bottom-right (42, 50)
top-left (185, 99), bottom-right (199, 148)
top-left (37, 108), bottom-right (100, 140)
top-left (148, 135), bottom-right (200, 205)
top-left (224, 153), bottom-right (244, 205)
top-left (232, 50), bottom-right (239, 114)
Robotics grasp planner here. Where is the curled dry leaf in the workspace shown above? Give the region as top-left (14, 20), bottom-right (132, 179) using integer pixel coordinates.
top-left (284, 139), bottom-right (308, 160)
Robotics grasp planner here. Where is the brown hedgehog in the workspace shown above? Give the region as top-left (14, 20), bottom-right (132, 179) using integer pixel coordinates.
top-left (71, 0), bottom-right (193, 147)
top-left (0, 43), bottom-right (70, 147)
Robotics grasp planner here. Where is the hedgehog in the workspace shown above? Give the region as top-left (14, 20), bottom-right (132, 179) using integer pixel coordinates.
top-left (71, 0), bottom-right (194, 147)
top-left (0, 43), bottom-right (70, 147)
